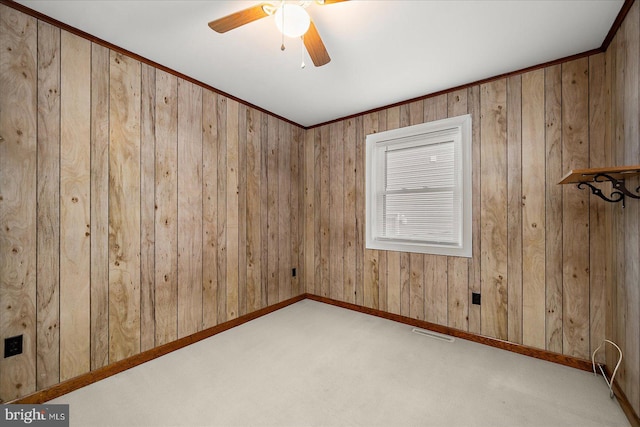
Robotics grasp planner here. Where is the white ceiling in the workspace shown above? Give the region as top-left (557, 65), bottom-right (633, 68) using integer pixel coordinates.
top-left (16, 0), bottom-right (624, 127)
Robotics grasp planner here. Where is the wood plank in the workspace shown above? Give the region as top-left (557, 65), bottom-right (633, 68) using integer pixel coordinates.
top-left (329, 121), bottom-right (344, 301)
top-left (399, 104), bottom-right (411, 317)
top-left (291, 125), bottom-right (302, 298)
top-left (216, 96), bottom-right (228, 322)
top-left (238, 104), bottom-right (247, 315)
top-left (319, 125), bottom-right (330, 298)
top-left (226, 99), bottom-right (239, 317)
top-left (467, 85), bottom-right (482, 335)
top-left (446, 90), bottom-right (469, 331)
top-left (202, 90), bottom-right (219, 328)
top-left (108, 51), bottom-right (141, 363)
top-left (362, 114), bottom-right (379, 309)
top-left (561, 58), bottom-right (590, 359)
top-left (278, 121), bottom-right (291, 302)
top-left (90, 42), bottom-right (110, 370)
top-left (424, 256), bottom-right (448, 325)
top-left (304, 123), bottom-right (316, 296)
top-left (36, 20), bottom-right (60, 389)
top-left (355, 116), bottom-right (366, 306)
top-left (480, 79), bottom-right (509, 341)
top-left (246, 107), bottom-right (262, 312)
top-left (260, 113), bottom-right (269, 308)
top-left (140, 63), bottom-right (156, 352)
top-left (344, 118), bottom-right (357, 304)
top-left (622, 2), bottom-right (640, 410)
top-left (588, 53), bottom-right (607, 364)
top-left (544, 64), bottom-right (563, 354)
top-left (409, 253), bottom-right (425, 320)
top-left (521, 69), bottom-right (546, 349)
top-left (447, 257), bottom-right (468, 330)
top-left (507, 75), bottom-right (523, 345)
top-left (177, 79), bottom-right (203, 337)
top-left (266, 114), bottom-right (278, 304)
top-left (0, 5), bottom-right (37, 401)
top-left (313, 128), bottom-right (322, 297)
top-left (60, 30), bottom-right (91, 381)
top-left (154, 70), bottom-right (178, 345)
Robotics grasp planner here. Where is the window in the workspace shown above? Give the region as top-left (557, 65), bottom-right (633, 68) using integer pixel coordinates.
top-left (365, 114), bottom-right (472, 257)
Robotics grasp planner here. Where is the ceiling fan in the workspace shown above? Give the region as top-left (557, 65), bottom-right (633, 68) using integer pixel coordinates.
top-left (208, 1), bottom-right (348, 67)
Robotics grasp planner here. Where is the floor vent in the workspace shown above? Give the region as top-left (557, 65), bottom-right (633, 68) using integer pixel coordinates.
top-left (411, 328), bottom-right (455, 343)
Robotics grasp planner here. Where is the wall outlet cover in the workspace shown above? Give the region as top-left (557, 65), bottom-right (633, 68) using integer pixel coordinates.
top-left (4, 335), bottom-right (23, 358)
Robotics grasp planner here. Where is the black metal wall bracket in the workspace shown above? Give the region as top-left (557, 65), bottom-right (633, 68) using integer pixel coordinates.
top-left (576, 173), bottom-right (640, 208)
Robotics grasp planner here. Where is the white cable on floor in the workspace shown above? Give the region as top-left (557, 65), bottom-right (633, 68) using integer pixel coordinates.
top-left (591, 339), bottom-right (623, 399)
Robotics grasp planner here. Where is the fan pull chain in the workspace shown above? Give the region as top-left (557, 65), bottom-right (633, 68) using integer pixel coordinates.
top-left (280, 2), bottom-right (286, 51)
top-left (301, 35), bottom-right (306, 68)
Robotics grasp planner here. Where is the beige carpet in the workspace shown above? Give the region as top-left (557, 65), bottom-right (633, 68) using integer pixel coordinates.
top-left (49, 299), bottom-right (630, 427)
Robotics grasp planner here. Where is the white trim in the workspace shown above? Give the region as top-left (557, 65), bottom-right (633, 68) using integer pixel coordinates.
top-left (365, 114), bottom-right (472, 257)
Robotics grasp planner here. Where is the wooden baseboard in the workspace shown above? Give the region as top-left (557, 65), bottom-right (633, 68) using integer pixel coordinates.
top-left (304, 294), bottom-right (594, 372)
top-left (603, 366), bottom-right (640, 427)
top-left (12, 291), bottom-right (639, 427)
top-left (9, 294), bottom-right (305, 404)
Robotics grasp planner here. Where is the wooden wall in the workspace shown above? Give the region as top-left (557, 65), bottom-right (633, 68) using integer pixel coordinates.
top-left (1, 1), bottom-right (639, 417)
top-left (0, 3), bottom-right (304, 402)
top-left (303, 56), bottom-right (610, 361)
top-left (608, 0), bottom-right (640, 417)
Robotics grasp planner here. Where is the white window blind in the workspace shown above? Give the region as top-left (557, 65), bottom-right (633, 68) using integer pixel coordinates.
top-left (366, 115), bottom-right (471, 257)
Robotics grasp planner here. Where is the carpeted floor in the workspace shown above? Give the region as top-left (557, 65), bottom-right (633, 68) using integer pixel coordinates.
top-left (48, 299), bottom-right (630, 427)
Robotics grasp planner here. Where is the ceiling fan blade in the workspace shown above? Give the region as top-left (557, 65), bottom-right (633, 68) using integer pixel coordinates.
top-left (208, 3), bottom-right (271, 33)
top-left (303, 21), bottom-right (331, 67)
top-left (318, 0), bottom-right (349, 4)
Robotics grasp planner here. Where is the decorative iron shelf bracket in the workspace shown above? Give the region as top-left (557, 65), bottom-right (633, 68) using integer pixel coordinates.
top-left (559, 165), bottom-right (640, 208)
top-left (577, 174), bottom-right (633, 207)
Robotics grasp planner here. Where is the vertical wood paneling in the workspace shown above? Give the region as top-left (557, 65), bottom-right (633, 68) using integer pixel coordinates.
top-left (238, 104), bottom-right (247, 315)
top-left (60, 30), bottom-right (91, 381)
top-left (344, 119), bottom-right (357, 304)
top-left (202, 90), bottom-right (218, 328)
top-left (108, 51), bottom-right (141, 363)
top-left (480, 80), bottom-right (508, 341)
top-left (521, 69), bottom-right (546, 349)
top-left (177, 79), bottom-right (203, 337)
top-left (1, 4), bottom-right (351, 401)
top-left (561, 58), bottom-right (590, 360)
top-left (467, 85), bottom-right (482, 335)
top-left (562, 59), bottom-right (593, 362)
top-left (260, 113), bottom-right (269, 308)
top-left (226, 99), bottom-right (239, 318)
top-left (362, 114), bottom-right (379, 309)
top-left (246, 107), bottom-right (262, 312)
top-left (446, 90), bottom-right (469, 331)
top-left (154, 70), bottom-right (178, 345)
top-left (588, 53), bottom-right (607, 363)
top-left (621, 1), bottom-right (640, 409)
top-left (266, 115), bottom-right (278, 304)
top-left (312, 128), bottom-right (322, 297)
top-left (544, 64), bottom-right (564, 354)
top-left (140, 64), bottom-right (156, 352)
top-left (90, 42), bottom-right (110, 370)
top-left (355, 115), bottom-right (365, 306)
top-left (0, 5), bottom-right (37, 401)
top-left (385, 107), bottom-right (401, 315)
top-left (506, 75), bottom-right (523, 344)
top-left (329, 121), bottom-right (344, 301)
top-left (216, 96), bottom-right (228, 322)
top-left (319, 125), bottom-right (330, 298)
top-left (304, 126), bottom-right (315, 295)
top-left (293, 126), bottom-right (303, 298)
top-left (36, 20), bottom-right (60, 389)
top-left (278, 121), bottom-right (291, 302)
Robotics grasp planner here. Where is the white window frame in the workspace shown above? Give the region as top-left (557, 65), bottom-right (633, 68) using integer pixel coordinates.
top-left (365, 114), bottom-right (472, 257)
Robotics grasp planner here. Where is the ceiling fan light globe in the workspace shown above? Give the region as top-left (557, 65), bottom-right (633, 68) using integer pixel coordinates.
top-left (275, 4), bottom-right (311, 38)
